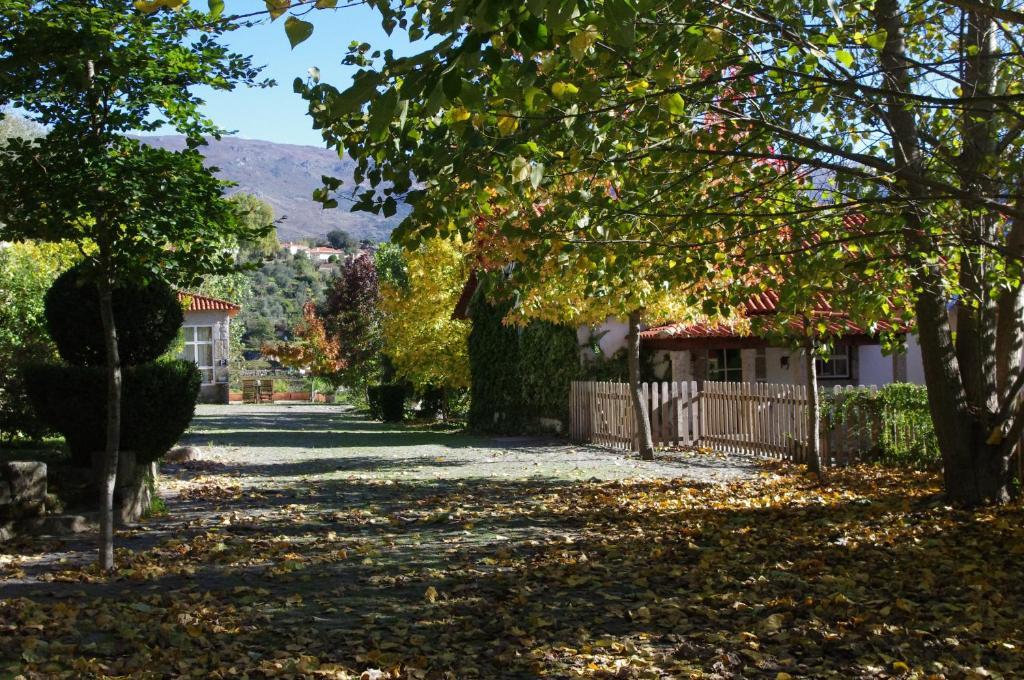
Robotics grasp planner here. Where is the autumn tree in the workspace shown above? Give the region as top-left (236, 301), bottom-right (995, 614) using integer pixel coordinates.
top-left (378, 238), bottom-right (471, 392)
top-left (0, 0), bottom-right (267, 568)
top-left (284, 0), bottom-right (1024, 504)
top-left (320, 251), bottom-right (382, 388)
top-left (262, 300), bottom-right (346, 384)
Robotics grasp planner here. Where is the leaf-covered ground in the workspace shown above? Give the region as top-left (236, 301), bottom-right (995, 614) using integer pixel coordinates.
top-left (2, 407), bottom-right (1022, 678)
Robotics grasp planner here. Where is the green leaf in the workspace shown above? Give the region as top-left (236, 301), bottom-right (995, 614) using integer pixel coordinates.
top-left (604, 0), bottom-right (637, 46)
top-left (265, 0), bottom-right (289, 21)
top-left (835, 49), bottom-right (854, 68)
top-left (207, 0), bottom-right (224, 18)
top-left (661, 92), bottom-right (685, 116)
top-left (284, 17), bottom-right (314, 49)
top-left (315, 0), bottom-right (338, 7)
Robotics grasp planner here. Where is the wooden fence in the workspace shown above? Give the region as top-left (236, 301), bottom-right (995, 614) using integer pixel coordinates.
top-left (570, 380), bottom-right (938, 465)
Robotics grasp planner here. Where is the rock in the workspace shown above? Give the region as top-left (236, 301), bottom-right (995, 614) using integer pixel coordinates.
top-left (165, 446), bottom-right (201, 463)
top-left (23, 513), bottom-right (97, 536)
top-left (0, 461), bottom-right (47, 520)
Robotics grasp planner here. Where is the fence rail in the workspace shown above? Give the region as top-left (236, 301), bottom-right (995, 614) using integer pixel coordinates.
top-left (569, 379), bottom-right (952, 467)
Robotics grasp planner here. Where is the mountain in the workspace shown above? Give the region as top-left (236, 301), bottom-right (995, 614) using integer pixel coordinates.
top-left (140, 135), bottom-right (409, 243)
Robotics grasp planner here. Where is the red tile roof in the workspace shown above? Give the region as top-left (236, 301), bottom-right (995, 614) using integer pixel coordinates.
top-left (640, 292), bottom-right (910, 342)
top-left (178, 291), bottom-right (240, 316)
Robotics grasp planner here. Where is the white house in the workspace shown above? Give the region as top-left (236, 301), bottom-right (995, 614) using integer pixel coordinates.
top-left (580, 291), bottom-right (925, 388)
top-left (176, 292), bottom-right (240, 404)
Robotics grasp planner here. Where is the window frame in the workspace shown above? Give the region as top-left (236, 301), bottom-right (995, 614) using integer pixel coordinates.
top-left (182, 324), bottom-right (216, 385)
top-left (707, 348), bottom-right (744, 382)
top-left (816, 345), bottom-right (852, 379)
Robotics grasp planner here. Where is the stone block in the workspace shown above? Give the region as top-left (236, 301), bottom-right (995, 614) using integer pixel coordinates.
top-left (0, 462), bottom-right (47, 519)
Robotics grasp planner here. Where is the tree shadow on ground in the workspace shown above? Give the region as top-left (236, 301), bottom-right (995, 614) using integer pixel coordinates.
top-left (3, 469), bottom-right (1022, 678)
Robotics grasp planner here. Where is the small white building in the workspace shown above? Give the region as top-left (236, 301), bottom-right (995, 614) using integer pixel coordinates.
top-left (281, 242), bottom-right (309, 256)
top-left (176, 292), bottom-right (240, 404)
top-left (581, 291), bottom-right (925, 388)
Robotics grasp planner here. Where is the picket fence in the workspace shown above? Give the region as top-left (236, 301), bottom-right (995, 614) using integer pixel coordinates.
top-left (569, 379), bottom-right (929, 465)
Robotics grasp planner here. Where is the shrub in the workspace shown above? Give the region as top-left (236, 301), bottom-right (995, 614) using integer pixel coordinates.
top-left (23, 360), bottom-right (200, 466)
top-left (44, 266), bottom-right (183, 367)
top-left (519, 321), bottom-right (581, 426)
top-left (367, 383), bottom-right (406, 422)
top-left (821, 383), bottom-right (939, 469)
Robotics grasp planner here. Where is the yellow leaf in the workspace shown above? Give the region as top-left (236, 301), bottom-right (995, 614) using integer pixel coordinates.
top-left (424, 586), bottom-right (438, 603)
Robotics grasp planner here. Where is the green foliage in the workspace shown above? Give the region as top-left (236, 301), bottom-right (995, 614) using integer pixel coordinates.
top-left (366, 384), bottom-right (406, 422)
top-left (230, 194), bottom-right (278, 261)
top-left (45, 266), bottom-right (183, 367)
top-left (0, 242), bottom-right (78, 441)
top-left (519, 321), bottom-right (580, 425)
top-left (467, 298), bottom-right (524, 432)
top-left (23, 360), bottom-right (200, 466)
top-left (821, 384), bottom-right (940, 469)
top-left (374, 242), bottom-right (409, 290)
top-left (238, 253), bottom-right (329, 348)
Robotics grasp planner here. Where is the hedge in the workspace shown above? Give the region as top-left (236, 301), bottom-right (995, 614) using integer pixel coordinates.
top-left (44, 266), bottom-right (183, 367)
top-left (367, 383), bottom-right (407, 422)
top-left (23, 360), bottom-right (200, 466)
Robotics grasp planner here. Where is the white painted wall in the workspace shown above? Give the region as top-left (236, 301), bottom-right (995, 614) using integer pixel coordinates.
top-left (182, 310), bottom-right (231, 385)
top-left (858, 344), bottom-right (892, 387)
top-left (905, 334), bottom-right (926, 385)
top-left (577, 318), bottom-right (630, 359)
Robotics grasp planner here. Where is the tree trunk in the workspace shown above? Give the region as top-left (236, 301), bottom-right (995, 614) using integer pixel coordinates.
top-left (873, 0), bottom-right (1013, 505)
top-left (97, 277), bottom-right (121, 571)
top-left (803, 346), bottom-right (823, 478)
top-left (627, 309), bottom-right (655, 460)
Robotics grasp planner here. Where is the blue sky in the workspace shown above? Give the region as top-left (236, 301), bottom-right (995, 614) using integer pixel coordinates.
top-left (186, 4), bottom-right (416, 147)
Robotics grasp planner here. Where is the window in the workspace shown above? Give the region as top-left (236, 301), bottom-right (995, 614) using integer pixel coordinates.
top-left (708, 348), bottom-right (743, 382)
top-left (754, 348), bottom-right (767, 382)
top-left (816, 346), bottom-right (851, 379)
top-left (182, 326), bottom-right (215, 384)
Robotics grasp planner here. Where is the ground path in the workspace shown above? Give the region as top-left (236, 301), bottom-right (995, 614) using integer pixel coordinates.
top-left (1, 404), bottom-right (769, 677)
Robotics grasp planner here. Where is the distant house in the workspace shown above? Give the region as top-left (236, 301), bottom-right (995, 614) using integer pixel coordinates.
top-left (176, 292), bottom-right (240, 404)
top-left (281, 242), bottom-right (309, 256)
top-left (307, 246), bottom-right (345, 262)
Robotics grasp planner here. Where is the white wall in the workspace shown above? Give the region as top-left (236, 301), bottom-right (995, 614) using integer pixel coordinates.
top-left (858, 344), bottom-right (893, 387)
top-left (905, 334), bottom-right (926, 385)
top-left (577, 318), bottom-right (630, 359)
top-left (182, 310), bottom-right (231, 385)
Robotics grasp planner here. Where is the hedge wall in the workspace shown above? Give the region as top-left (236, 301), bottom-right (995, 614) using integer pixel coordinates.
top-left (520, 321), bottom-right (581, 425)
top-left (467, 299), bottom-right (524, 432)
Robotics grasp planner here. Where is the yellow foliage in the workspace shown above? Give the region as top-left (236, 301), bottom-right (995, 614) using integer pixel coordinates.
top-left (378, 238), bottom-right (471, 389)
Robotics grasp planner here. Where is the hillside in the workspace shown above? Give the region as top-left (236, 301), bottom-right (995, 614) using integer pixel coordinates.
top-left (140, 135), bottom-right (408, 243)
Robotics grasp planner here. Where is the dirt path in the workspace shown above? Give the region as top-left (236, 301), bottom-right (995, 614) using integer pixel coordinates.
top-left (1, 405), bottom-right (767, 677)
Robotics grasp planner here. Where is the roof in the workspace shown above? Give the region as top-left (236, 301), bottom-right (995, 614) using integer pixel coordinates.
top-left (178, 291), bottom-right (240, 317)
top-left (308, 246), bottom-right (344, 255)
top-left (641, 291), bottom-right (910, 346)
top-left (452, 271), bottom-right (480, 320)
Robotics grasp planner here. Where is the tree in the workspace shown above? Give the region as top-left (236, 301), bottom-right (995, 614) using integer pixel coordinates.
top-left (378, 238), bottom-right (470, 391)
top-left (0, 0), bottom-right (266, 568)
top-left (320, 251), bottom-right (382, 388)
top-left (0, 242), bottom-right (79, 441)
top-left (325, 228), bottom-right (354, 252)
top-left (262, 301), bottom-right (346, 384)
top-left (292, 0), bottom-right (1024, 505)
top-left (229, 193), bottom-right (278, 260)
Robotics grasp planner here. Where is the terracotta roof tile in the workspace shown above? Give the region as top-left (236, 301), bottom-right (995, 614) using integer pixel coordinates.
top-left (178, 291), bottom-right (241, 315)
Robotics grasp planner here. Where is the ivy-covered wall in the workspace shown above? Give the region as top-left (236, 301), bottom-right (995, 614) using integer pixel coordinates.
top-left (468, 299), bottom-right (586, 433)
top-left (467, 299), bottom-right (524, 432)
top-left (520, 320), bottom-right (580, 425)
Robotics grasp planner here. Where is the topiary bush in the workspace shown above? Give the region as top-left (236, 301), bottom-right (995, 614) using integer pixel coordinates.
top-left (23, 360), bottom-right (201, 466)
top-left (367, 383), bottom-right (406, 422)
top-left (44, 266), bottom-right (183, 367)
top-left (519, 321), bottom-right (581, 426)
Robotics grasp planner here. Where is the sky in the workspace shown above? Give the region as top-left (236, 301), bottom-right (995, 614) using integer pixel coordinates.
top-left (174, 3), bottom-right (418, 147)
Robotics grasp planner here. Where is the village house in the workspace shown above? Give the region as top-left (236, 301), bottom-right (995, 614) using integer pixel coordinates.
top-left (582, 291), bottom-right (925, 388)
top-left (176, 292), bottom-right (240, 404)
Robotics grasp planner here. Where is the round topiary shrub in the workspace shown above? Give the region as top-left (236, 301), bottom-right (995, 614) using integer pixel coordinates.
top-left (44, 266), bottom-right (183, 367)
top-left (23, 360), bottom-right (201, 466)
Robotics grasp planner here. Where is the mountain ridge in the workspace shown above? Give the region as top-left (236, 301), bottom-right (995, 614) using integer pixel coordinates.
top-left (139, 135), bottom-right (407, 243)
